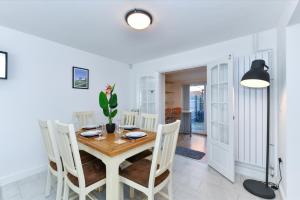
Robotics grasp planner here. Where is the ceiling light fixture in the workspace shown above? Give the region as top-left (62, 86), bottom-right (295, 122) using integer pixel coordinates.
top-left (125, 9), bottom-right (152, 30)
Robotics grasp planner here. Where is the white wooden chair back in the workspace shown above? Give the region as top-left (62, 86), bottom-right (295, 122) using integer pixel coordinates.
top-left (73, 111), bottom-right (96, 129)
top-left (55, 121), bottom-right (85, 187)
top-left (149, 120), bottom-right (181, 189)
top-left (38, 120), bottom-right (62, 171)
top-left (121, 111), bottom-right (139, 126)
top-left (139, 113), bottom-right (158, 132)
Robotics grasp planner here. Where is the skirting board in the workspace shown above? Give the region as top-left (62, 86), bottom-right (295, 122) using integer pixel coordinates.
top-left (279, 187), bottom-right (286, 200)
top-left (0, 164), bottom-right (47, 186)
top-left (235, 161), bottom-right (277, 182)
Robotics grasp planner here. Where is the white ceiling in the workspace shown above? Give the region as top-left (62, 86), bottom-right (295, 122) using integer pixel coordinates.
top-left (0, 0), bottom-right (295, 64)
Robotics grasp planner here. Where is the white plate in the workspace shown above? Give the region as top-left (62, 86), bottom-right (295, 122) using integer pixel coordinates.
top-left (119, 125), bottom-right (136, 129)
top-left (80, 130), bottom-right (101, 137)
top-left (81, 125), bottom-right (98, 129)
top-left (125, 131), bottom-right (146, 138)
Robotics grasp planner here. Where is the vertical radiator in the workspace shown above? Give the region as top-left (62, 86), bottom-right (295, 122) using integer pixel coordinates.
top-left (234, 50), bottom-right (274, 170)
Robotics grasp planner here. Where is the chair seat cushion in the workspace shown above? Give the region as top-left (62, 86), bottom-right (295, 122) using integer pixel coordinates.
top-left (126, 150), bottom-right (153, 163)
top-left (67, 159), bottom-right (106, 187)
top-left (120, 159), bottom-right (169, 188)
top-left (79, 150), bottom-right (97, 164)
top-left (50, 161), bottom-right (58, 171)
top-left (49, 150), bottom-right (97, 171)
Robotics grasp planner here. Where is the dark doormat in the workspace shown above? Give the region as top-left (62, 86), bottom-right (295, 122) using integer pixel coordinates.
top-left (175, 146), bottom-right (206, 160)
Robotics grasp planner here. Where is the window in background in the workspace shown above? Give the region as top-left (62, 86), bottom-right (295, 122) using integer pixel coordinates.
top-left (190, 85), bottom-right (206, 134)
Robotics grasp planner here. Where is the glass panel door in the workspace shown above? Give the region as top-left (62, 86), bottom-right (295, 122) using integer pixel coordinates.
top-left (207, 56), bottom-right (234, 182)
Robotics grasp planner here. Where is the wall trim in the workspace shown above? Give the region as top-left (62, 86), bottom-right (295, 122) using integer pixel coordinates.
top-left (236, 161), bottom-right (265, 181)
top-left (279, 187), bottom-right (286, 200)
top-left (0, 164), bottom-right (47, 186)
top-left (236, 161), bottom-right (278, 183)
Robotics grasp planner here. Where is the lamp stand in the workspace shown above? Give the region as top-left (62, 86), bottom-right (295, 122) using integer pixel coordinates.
top-left (243, 86), bottom-right (275, 199)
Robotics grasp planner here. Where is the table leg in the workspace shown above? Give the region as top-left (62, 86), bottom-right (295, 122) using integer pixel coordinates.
top-left (106, 160), bottom-right (121, 200)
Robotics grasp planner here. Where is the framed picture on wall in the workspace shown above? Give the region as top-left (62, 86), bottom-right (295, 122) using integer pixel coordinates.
top-left (72, 67), bottom-right (89, 89)
top-left (0, 51), bottom-right (8, 79)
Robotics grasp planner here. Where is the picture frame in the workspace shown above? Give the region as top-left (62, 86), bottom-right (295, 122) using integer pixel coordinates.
top-left (72, 67), bottom-right (89, 89)
top-left (0, 51), bottom-right (8, 79)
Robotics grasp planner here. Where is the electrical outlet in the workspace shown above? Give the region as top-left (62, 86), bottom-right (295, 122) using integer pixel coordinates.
top-left (279, 157), bottom-right (283, 163)
top-left (270, 166), bottom-right (275, 177)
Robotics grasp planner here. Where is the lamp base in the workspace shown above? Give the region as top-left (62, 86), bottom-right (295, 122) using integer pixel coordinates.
top-left (243, 179), bottom-right (275, 199)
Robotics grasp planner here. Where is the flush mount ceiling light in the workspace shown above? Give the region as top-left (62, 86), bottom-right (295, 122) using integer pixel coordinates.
top-left (125, 9), bottom-right (152, 30)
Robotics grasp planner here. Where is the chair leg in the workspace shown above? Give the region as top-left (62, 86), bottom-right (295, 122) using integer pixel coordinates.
top-left (168, 178), bottom-right (174, 200)
top-left (56, 175), bottom-right (63, 200)
top-left (79, 194), bottom-right (85, 200)
top-left (147, 194), bottom-right (154, 200)
top-left (63, 180), bottom-right (69, 200)
top-left (45, 168), bottom-right (52, 196)
top-left (129, 187), bottom-right (135, 199)
top-left (119, 182), bottom-right (124, 200)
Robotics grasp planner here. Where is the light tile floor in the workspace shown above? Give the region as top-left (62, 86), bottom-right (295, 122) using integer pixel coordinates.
top-left (0, 155), bottom-right (282, 200)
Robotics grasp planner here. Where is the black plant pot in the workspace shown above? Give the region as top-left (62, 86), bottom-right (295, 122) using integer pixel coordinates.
top-left (106, 123), bottom-right (116, 133)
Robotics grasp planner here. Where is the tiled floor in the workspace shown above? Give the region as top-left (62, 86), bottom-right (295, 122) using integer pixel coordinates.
top-left (0, 155), bottom-right (282, 200)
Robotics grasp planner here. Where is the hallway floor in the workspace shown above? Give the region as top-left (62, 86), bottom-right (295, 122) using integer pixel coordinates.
top-left (177, 134), bottom-right (207, 152)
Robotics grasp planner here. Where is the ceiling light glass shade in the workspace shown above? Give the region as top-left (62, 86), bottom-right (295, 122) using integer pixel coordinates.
top-left (240, 59), bottom-right (270, 88)
top-left (126, 9), bottom-right (152, 30)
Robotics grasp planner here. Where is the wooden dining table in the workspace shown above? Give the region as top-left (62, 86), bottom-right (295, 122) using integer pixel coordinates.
top-left (77, 129), bottom-right (156, 200)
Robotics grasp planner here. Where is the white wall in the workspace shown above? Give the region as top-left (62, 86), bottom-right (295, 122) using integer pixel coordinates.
top-left (131, 29), bottom-right (279, 180)
top-left (277, 26), bottom-right (287, 199)
top-left (131, 29), bottom-right (277, 108)
top-left (286, 23), bottom-right (300, 200)
top-left (0, 26), bottom-right (130, 185)
top-left (165, 82), bottom-right (182, 108)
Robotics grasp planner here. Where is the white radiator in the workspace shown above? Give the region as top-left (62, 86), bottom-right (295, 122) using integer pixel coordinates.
top-left (233, 50), bottom-right (274, 170)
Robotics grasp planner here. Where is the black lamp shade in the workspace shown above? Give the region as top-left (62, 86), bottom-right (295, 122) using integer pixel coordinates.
top-left (240, 60), bottom-right (270, 88)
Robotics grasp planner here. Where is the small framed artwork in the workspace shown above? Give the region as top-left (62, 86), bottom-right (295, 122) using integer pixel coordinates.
top-left (0, 51), bottom-right (8, 79)
top-left (72, 67), bottom-right (89, 89)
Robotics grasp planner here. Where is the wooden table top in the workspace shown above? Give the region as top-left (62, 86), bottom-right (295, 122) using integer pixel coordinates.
top-left (77, 129), bottom-right (156, 157)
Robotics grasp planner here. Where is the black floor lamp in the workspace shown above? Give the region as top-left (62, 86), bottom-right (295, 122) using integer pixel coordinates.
top-left (240, 59), bottom-right (275, 199)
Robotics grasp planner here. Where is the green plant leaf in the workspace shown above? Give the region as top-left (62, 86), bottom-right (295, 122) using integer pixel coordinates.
top-left (109, 94), bottom-right (118, 109)
top-left (99, 91), bottom-right (108, 109)
top-left (110, 109), bottom-right (118, 118)
top-left (103, 107), bottom-right (109, 117)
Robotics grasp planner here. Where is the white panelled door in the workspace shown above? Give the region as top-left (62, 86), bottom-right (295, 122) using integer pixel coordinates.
top-left (207, 55), bottom-right (235, 182)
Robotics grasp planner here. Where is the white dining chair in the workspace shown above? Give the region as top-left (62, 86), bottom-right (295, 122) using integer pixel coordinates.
top-left (121, 111), bottom-right (139, 127)
top-left (38, 120), bottom-right (63, 200)
top-left (120, 120), bottom-right (181, 200)
top-left (55, 121), bottom-right (106, 200)
top-left (126, 113), bottom-right (159, 163)
top-left (139, 113), bottom-right (158, 132)
top-left (73, 111), bottom-right (96, 130)
top-left (126, 112), bottom-right (158, 198)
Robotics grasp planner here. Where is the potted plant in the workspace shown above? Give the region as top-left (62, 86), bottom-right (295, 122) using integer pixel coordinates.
top-left (99, 84), bottom-right (118, 133)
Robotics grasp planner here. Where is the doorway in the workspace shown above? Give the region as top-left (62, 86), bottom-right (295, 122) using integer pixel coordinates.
top-left (164, 67), bottom-right (207, 161)
top-left (156, 56), bottom-right (235, 182)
